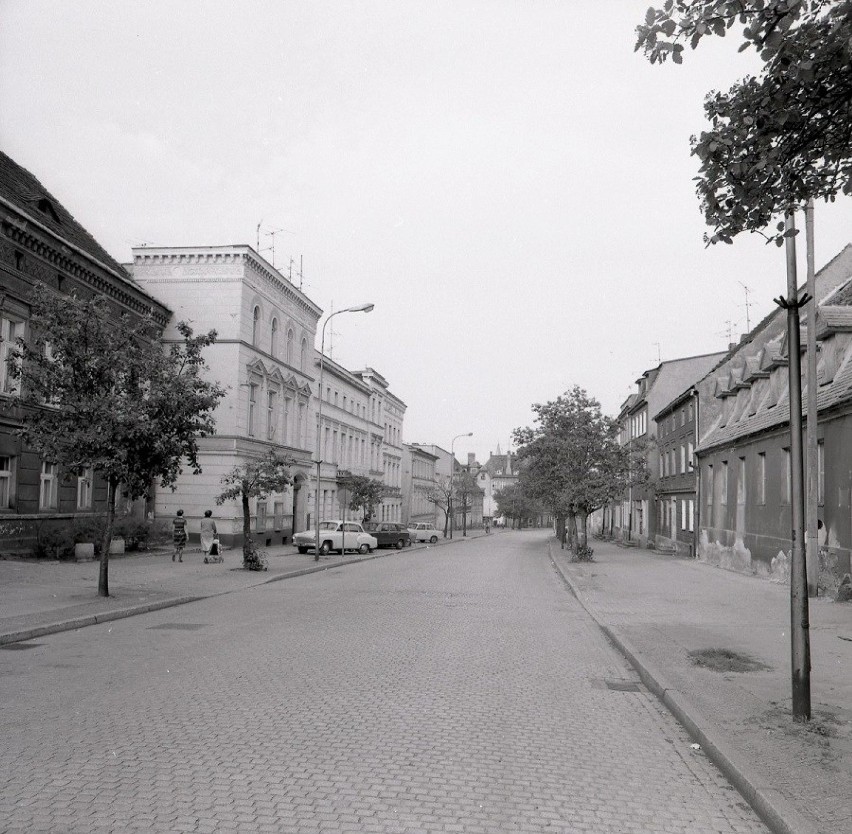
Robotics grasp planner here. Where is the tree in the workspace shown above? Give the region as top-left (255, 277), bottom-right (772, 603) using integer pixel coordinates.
top-left (493, 482), bottom-right (540, 529)
top-left (426, 476), bottom-right (452, 537)
top-left (12, 285), bottom-right (225, 596)
top-left (513, 386), bottom-right (645, 555)
top-left (216, 450), bottom-right (295, 570)
top-left (337, 474), bottom-right (385, 522)
top-left (453, 469), bottom-right (481, 536)
top-left (636, 1), bottom-right (852, 245)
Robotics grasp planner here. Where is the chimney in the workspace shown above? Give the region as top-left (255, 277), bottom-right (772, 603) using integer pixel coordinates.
top-left (468, 453), bottom-right (475, 467)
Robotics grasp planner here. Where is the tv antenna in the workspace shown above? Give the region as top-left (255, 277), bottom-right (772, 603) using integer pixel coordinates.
top-left (288, 255), bottom-right (305, 290)
top-left (738, 281), bottom-right (754, 332)
top-left (716, 319), bottom-right (737, 346)
top-left (652, 342), bottom-right (662, 365)
top-left (255, 222), bottom-right (293, 268)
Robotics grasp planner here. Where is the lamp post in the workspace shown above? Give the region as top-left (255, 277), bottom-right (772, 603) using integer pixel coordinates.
top-left (314, 303), bottom-right (374, 561)
top-left (448, 431), bottom-right (472, 539)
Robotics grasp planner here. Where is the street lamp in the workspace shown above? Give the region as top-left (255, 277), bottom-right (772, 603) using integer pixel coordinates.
top-left (314, 303), bottom-right (375, 561)
top-left (448, 431), bottom-right (472, 539)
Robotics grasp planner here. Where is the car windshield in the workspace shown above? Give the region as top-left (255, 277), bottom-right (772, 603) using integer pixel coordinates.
top-left (363, 523), bottom-right (378, 531)
top-left (318, 521), bottom-right (339, 531)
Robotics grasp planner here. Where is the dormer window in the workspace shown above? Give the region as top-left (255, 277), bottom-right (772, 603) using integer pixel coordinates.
top-left (37, 198), bottom-right (61, 223)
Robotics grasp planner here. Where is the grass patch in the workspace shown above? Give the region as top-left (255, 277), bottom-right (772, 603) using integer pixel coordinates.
top-left (688, 647), bottom-right (770, 673)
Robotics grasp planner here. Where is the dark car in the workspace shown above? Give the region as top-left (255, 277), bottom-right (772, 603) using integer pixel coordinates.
top-left (363, 521), bottom-right (411, 549)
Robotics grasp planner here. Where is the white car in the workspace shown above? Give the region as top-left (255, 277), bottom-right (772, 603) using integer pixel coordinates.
top-left (407, 522), bottom-right (441, 543)
top-left (293, 521), bottom-right (378, 555)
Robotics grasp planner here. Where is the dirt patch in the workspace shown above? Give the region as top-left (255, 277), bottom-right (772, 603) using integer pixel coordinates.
top-left (688, 647), bottom-right (771, 673)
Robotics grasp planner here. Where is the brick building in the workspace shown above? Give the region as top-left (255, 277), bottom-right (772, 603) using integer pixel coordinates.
top-left (0, 151), bottom-right (170, 554)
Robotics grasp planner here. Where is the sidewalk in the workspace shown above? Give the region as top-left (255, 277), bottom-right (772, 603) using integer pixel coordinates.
top-left (0, 530), bottom-right (489, 647)
top-left (549, 536), bottom-right (852, 834)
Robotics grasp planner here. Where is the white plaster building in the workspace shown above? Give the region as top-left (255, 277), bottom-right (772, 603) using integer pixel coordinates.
top-left (131, 245), bottom-right (321, 547)
top-left (401, 444), bottom-right (439, 526)
top-left (353, 368), bottom-right (406, 522)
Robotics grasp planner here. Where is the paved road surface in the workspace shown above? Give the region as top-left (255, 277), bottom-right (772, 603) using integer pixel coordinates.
top-left (0, 531), bottom-right (768, 833)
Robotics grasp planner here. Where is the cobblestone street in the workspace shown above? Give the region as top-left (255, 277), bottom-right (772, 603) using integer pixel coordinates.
top-left (0, 532), bottom-right (768, 833)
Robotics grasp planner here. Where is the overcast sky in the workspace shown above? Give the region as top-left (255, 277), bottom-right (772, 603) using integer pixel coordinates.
top-left (3, 1), bottom-right (851, 463)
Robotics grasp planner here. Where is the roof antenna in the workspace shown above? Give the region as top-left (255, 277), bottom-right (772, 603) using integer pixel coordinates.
top-left (738, 281), bottom-right (753, 332)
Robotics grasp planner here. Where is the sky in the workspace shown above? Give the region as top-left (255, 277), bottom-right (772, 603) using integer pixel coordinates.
top-left (2, 1), bottom-right (851, 464)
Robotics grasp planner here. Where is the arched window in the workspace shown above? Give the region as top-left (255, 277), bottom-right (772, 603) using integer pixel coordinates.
top-left (252, 306), bottom-right (260, 346)
top-left (300, 337), bottom-right (307, 371)
top-left (271, 318), bottom-right (278, 356)
top-left (286, 328), bottom-right (294, 365)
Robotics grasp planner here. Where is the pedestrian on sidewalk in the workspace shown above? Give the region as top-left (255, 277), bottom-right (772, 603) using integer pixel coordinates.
top-left (200, 510), bottom-right (217, 561)
top-left (172, 509), bottom-right (188, 562)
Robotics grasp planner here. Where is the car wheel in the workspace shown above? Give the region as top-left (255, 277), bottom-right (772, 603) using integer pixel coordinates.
top-left (396, 539), bottom-right (404, 550)
top-left (430, 535), bottom-right (438, 543)
top-left (319, 541), bottom-right (331, 555)
top-left (359, 543), bottom-right (370, 554)
top-left (297, 546), bottom-right (308, 554)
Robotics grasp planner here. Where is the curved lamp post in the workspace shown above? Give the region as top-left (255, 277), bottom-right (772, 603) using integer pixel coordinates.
top-left (314, 303), bottom-right (374, 560)
top-left (448, 431), bottom-right (472, 539)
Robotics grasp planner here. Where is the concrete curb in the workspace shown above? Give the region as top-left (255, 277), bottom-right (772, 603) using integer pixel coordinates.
top-left (547, 539), bottom-right (819, 834)
top-left (0, 595), bottom-right (204, 646)
top-left (0, 532), bottom-right (479, 647)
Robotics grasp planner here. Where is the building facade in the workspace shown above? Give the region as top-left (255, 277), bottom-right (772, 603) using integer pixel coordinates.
top-left (353, 368), bottom-right (406, 523)
top-left (603, 352), bottom-right (725, 546)
top-left (695, 245), bottom-right (852, 587)
top-left (401, 443), bottom-right (439, 526)
top-left (653, 388), bottom-right (698, 556)
top-left (131, 244), bottom-right (321, 547)
top-left (0, 152), bottom-right (170, 555)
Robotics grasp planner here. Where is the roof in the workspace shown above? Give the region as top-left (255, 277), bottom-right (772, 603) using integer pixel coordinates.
top-left (0, 150), bottom-right (138, 288)
top-left (698, 272), bottom-right (852, 452)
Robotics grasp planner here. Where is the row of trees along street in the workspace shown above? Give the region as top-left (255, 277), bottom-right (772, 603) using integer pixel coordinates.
top-left (634, 0), bottom-right (852, 724)
top-left (215, 459), bottom-right (386, 571)
top-left (510, 386), bottom-right (647, 559)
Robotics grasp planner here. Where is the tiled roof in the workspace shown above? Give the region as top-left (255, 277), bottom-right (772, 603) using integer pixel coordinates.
top-left (0, 150), bottom-right (134, 284)
top-left (816, 306), bottom-right (852, 338)
top-left (699, 333), bottom-right (852, 452)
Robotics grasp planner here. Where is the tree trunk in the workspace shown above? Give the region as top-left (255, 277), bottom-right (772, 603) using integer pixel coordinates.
top-left (576, 509), bottom-right (588, 548)
top-left (98, 479), bottom-right (118, 597)
top-left (462, 503), bottom-right (467, 537)
top-left (556, 514), bottom-right (566, 548)
top-left (242, 482), bottom-right (252, 565)
top-left (566, 511), bottom-right (577, 553)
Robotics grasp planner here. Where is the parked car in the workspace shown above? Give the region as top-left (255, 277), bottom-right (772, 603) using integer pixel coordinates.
top-left (407, 522), bottom-right (441, 543)
top-left (363, 521), bottom-right (411, 549)
top-left (293, 521), bottom-right (378, 555)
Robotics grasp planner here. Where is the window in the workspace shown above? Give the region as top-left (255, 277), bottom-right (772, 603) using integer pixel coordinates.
top-left (680, 444), bottom-right (687, 474)
top-left (687, 499), bottom-right (694, 532)
top-left (300, 338), bottom-right (307, 371)
top-left (720, 461), bottom-right (728, 504)
top-left (248, 383), bottom-right (258, 437)
top-left (267, 389), bottom-right (277, 440)
top-left (758, 453), bottom-right (766, 505)
top-left (40, 461), bottom-right (58, 510)
top-left (0, 455), bottom-right (15, 509)
top-left (77, 467), bottom-right (93, 510)
top-left (256, 501), bottom-right (267, 533)
top-left (1, 316), bottom-right (24, 395)
top-left (818, 440), bottom-right (825, 506)
top-left (737, 457), bottom-right (746, 506)
top-left (286, 329), bottom-right (294, 365)
top-left (681, 408), bottom-right (686, 427)
top-left (705, 463), bottom-right (714, 525)
top-left (687, 442), bottom-right (694, 470)
top-left (271, 318), bottom-right (278, 356)
top-left (282, 397), bottom-right (290, 445)
top-left (252, 306), bottom-right (260, 345)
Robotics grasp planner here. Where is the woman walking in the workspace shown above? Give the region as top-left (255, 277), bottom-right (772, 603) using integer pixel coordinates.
top-left (200, 510), bottom-right (218, 562)
top-left (172, 509), bottom-right (188, 562)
